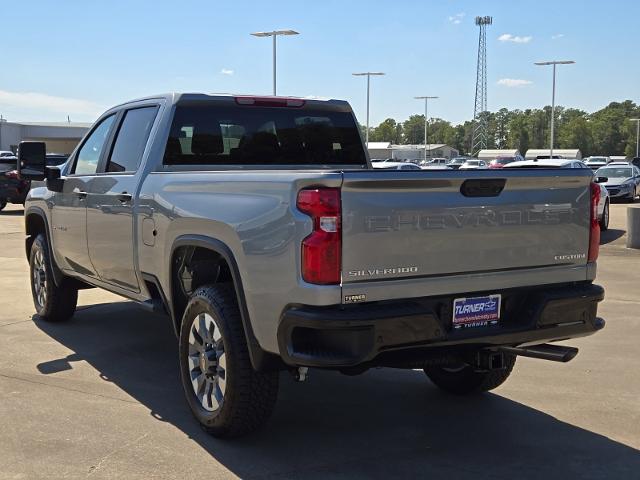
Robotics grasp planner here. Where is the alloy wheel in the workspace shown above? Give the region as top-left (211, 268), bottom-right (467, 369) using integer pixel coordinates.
top-left (187, 313), bottom-right (226, 412)
top-left (32, 248), bottom-right (47, 309)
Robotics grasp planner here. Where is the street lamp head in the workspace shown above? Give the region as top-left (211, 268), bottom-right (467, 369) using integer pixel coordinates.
top-left (352, 72), bottom-right (385, 76)
top-left (414, 96), bottom-right (439, 100)
top-left (251, 30), bottom-right (299, 37)
top-left (535, 60), bottom-right (576, 66)
top-left (630, 118), bottom-right (640, 122)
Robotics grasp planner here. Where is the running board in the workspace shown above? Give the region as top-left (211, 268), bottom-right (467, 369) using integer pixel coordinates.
top-left (498, 344), bottom-right (579, 363)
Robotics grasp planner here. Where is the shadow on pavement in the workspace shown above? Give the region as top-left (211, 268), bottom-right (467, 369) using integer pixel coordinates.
top-left (600, 228), bottom-right (625, 245)
top-left (34, 301), bottom-right (640, 479)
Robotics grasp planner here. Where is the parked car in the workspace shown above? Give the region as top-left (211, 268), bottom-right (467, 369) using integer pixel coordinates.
top-left (372, 161), bottom-right (421, 170)
top-left (488, 155), bottom-right (523, 169)
top-left (584, 156), bottom-right (611, 170)
top-left (446, 157), bottom-right (469, 170)
top-left (504, 159), bottom-right (610, 230)
top-left (459, 159), bottom-right (488, 170)
top-left (20, 93), bottom-right (605, 438)
top-left (0, 153), bottom-right (69, 210)
top-left (419, 157), bottom-right (448, 167)
top-left (0, 150), bottom-right (18, 171)
top-left (594, 164), bottom-right (640, 202)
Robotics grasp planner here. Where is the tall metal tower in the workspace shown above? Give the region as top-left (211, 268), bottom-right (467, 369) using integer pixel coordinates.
top-left (471, 16), bottom-right (492, 156)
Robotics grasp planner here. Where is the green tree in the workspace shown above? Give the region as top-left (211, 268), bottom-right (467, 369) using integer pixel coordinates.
top-left (370, 118), bottom-right (402, 143)
top-left (506, 110), bottom-right (529, 153)
top-left (557, 116), bottom-right (593, 154)
top-left (403, 115), bottom-right (425, 144)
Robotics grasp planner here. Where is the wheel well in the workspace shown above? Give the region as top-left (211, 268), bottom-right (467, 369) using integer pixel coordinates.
top-left (171, 245), bottom-right (233, 329)
top-left (25, 213), bottom-right (46, 259)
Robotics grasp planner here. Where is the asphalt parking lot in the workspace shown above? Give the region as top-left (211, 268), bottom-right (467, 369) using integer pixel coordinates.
top-left (1, 203), bottom-right (639, 479)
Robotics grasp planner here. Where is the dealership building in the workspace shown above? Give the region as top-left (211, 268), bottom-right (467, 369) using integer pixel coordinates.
top-left (0, 120), bottom-right (90, 154)
top-left (367, 142), bottom-right (460, 161)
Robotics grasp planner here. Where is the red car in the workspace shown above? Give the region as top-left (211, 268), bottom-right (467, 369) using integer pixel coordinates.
top-left (489, 155), bottom-right (523, 169)
top-left (0, 154), bottom-right (68, 211)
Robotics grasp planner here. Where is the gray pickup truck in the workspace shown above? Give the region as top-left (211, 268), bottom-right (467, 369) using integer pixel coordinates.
top-left (19, 93), bottom-right (605, 438)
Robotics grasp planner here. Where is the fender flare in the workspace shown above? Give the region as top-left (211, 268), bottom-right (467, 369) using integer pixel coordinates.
top-left (170, 234), bottom-right (283, 372)
top-left (24, 206), bottom-right (64, 287)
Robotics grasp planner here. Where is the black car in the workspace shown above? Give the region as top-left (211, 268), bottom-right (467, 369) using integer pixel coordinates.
top-left (0, 153), bottom-right (68, 210)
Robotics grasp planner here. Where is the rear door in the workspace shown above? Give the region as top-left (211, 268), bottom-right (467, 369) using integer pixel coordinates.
top-left (340, 169), bottom-right (593, 284)
top-left (86, 105), bottom-right (159, 291)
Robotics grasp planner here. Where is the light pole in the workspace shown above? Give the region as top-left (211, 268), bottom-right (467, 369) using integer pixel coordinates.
top-left (414, 96), bottom-right (438, 161)
top-left (352, 72), bottom-right (385, 146)
top-left (534, 60), bottom-right (575, 159)
top-left (251, 30), bottom-right (299, 95)
top-left (630, 119), bottom-right (640, 158)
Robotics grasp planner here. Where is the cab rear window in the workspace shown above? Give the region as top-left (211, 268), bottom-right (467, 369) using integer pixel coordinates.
top-left (163, 103), bottom-right (366, 166)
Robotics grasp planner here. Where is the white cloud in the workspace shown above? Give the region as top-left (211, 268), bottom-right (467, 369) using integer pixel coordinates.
top-left (221, 68), bottom-right (234, 75)
top-left (0, 89), bottom-right (103, 116)
top-left (448, 12), bottom-right (465, 25)
top-left (497, 78), bottom-right (533, 88)
top-left (498, 33), bottom-right (532, 44)
top-left (551, 33), bottom-right (565, 40)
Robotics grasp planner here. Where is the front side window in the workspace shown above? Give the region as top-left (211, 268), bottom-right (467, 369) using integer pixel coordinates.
top-left (163, 103), bottom-right (366, 166)
top-left (74, 115), bottom-right (116, 175)
top-left (106, 106), bottom-right (158, 172)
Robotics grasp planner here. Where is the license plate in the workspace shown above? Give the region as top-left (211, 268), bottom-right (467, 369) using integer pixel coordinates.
top-left (452, 294), bottom-right (501, 329)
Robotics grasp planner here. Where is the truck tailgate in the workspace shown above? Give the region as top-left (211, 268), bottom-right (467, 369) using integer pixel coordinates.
top-left (341, 169), bottom-right (593, 288)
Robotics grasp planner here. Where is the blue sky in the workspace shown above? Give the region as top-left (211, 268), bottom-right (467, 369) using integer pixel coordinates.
top-left (1, 0), bottom-right (638, 125)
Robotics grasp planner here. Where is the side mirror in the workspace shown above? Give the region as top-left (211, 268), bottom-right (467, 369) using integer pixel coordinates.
top-left (17, 141), bottom-right (46, 181)
top-left (595, 176), bottom-right (608, 183)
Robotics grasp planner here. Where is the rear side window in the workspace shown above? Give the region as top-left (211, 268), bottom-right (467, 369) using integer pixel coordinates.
top-left (164, 103), bottom-right (366, 166)
top-left (106, 106), bottom-right (159, 172)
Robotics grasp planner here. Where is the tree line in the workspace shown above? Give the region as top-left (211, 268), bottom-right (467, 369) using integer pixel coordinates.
top-left (365, 100), bottom-right (640, 157)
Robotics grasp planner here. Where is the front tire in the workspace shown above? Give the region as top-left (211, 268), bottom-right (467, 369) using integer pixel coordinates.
top-left (29, 234), bottom-right (78, 322)
top-left (599, 200), bottom-right (609, 231)
top-left (0, 200), bottom-right (6, 211)
top-left (178, 284), bottom-right (279, 438)
top-left (425, 354), bottom-right (516, 395)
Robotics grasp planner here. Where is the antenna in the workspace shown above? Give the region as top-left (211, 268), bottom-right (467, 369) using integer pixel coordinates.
top-left (471, 16), bottom-right (492, 156)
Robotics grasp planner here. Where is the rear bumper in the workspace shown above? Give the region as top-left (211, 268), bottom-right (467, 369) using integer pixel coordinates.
top-left (277, 282), bottom-right (605, 368)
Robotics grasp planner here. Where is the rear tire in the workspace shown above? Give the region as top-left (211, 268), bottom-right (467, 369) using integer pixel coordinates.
top-left (29, 234), bottom-right (78, 322)
top-left (425, 354), bottom-right (516, 395)
top-left (178, 284), bottom-right (279, 438)
top-left (599, 200), bottom-right (609, 231)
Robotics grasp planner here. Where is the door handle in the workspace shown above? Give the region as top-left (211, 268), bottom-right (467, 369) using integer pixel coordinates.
top-left (116, 192), bottom-right (132, 203)
top-left (73, 189), bottom-right (88, 199)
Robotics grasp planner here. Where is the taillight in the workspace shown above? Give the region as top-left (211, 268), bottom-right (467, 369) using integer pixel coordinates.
top-left (234, 96), bottom-right (305, 108)
top-left (588, 182), bottom-right (600, 263)
top-left (297, 187), bottom-right (341, 284)
top-left (5, 170), bottom-right (19, 179)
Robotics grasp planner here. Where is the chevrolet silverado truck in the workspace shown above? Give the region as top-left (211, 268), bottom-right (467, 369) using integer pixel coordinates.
top-left (19, 93), bottom-right (605, 438)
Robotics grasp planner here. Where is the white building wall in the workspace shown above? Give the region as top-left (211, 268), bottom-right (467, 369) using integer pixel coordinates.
top-left (0, 121), bottom-right (90, 153)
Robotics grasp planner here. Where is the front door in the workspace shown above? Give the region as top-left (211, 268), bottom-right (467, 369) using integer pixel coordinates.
top-left (86, 105), bottom-right (159, 292)
top-left (51, 114), bottom-right (116, 278)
